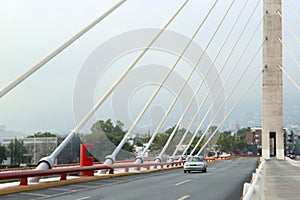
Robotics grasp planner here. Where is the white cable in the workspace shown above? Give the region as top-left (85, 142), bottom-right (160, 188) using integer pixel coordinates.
top-left (277, 10), bottom-right (300, 45)
top-left (0, 0), bottom-right (127, 98)
top-left (287, 0), bottom-right (300, 20)
top-left (162, 0), bottom-right (250, 161)
top-left (278, 64), bottom-right (300, 91)
top-left (143, 0), bottom-right (235, 161)
top-left (192, 14), bottom-right (264, 155)
top-left (104, 0), bottom-right (191, 162)
top-left (197, 70), bottom-right (262, 155)
top-left (189, 0), bottom-right (263, 155)
top-left (143, 0), bottom-right (235, 160)
top-left (135, 0), bottom-right (221, 161)
top-left (178, 0), bottom-right (262, 157)
top-left (33, 0), bottom-right (190, 170)
top-left (195, 42), bottom-right (263, 156)
top-left (278, 37), bottom-right (300, 70)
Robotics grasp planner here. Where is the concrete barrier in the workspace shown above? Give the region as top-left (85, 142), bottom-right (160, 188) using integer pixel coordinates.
top-left (242, 158), bottom-right (265, 200)
top-left (285, 157), bottom-right (300, 167)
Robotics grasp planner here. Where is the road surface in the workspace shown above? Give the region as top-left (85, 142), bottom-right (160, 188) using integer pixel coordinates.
top-left (1, 157), bottom-right (258, 200)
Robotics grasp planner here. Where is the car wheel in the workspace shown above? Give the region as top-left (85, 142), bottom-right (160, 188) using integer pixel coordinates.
top-left (202, 168), bottom-right (207, 173)
top-left (188, 170), bottom-right (191, 173)
top-left (184, 170), bottom-right (187, 173)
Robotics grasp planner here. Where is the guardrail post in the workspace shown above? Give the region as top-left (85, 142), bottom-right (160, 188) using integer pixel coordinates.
top-left (20, 177), bottom-right (28, 186)
top-left (60, 173), bottom-right (67, 180)
top-left (109, 168), bottom-right (114, 174)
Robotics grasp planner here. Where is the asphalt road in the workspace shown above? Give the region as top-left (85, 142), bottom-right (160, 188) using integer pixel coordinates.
top-left (1, 157), bottom-right (258, 200)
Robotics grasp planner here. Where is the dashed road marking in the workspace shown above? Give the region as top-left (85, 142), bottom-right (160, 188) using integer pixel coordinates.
top-left (177, 195), bottom-right (190, 200)
top-left (76, 197), bottom-right (91, 200)
top-left (22, 192), bottom-right (50, 197)
top-left (175, 179), bottom-right (191, 186)
top-left (48, 188), bottom-right (74, 192)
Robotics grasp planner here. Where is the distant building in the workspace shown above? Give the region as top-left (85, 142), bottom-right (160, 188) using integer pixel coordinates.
top-left (284, 129), bottom-right (300, 155)
top-left (246, 127), bottom-right (262, 155)
top-left (246, 127), bottom-right (262, 146)
top-left (2, 137), bottom-right (58, 165)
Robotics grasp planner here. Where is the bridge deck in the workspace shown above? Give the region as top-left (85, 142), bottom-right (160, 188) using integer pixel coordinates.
top-left (264, 159), bottom-right (300, 200)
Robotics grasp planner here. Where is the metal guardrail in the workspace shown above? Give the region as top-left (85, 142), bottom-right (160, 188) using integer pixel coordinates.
top-left (0, 161), bottom-right (184, 186)
top-left (242, 158), bottom-right (265, 200)
top-left (0, 159), bottom-right (157, 172)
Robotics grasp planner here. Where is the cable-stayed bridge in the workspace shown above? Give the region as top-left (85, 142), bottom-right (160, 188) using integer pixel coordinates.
top-left (1, 0), bottom-right (300, 199)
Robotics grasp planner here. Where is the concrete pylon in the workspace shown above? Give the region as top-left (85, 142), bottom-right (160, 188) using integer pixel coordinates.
top-left (262, 0), bottom-right (284, 159)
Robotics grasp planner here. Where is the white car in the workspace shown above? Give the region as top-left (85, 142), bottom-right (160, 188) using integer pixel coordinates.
top-left (184, 156), bottom-right (207, 173)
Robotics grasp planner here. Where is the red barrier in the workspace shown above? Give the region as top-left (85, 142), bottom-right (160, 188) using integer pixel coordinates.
top-left (0, 161), bottom-right (185, 186)
top-left (80, 144), bottom-right (94, 176)
top-left (218, 155), bottom-right (231, 160)
top-left (204, 156), bottom-right (216, 162)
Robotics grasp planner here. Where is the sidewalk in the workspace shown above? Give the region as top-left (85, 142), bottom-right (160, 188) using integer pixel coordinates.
top-left (264, 159), bottom-right (300, 200)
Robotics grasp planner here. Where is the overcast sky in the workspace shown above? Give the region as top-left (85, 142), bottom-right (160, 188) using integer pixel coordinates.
top-left (0, 0), bottom-right (299, 134)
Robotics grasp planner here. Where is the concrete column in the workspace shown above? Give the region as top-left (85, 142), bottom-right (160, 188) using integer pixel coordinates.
top-left (262, 0), bottom-right (284, 159)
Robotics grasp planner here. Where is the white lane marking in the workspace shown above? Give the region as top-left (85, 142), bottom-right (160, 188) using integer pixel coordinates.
top-left (177, 195), bottom-right (190, 200)
top-left (48, 188), bottom-right (74, 191)
top-left (76, 197), bottom-right (91, 200)
top-left (175, 179), bottom-right (191, 186)
top-left (22, 192), bottom-right (49, 197)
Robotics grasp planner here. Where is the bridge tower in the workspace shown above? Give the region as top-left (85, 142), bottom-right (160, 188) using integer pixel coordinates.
top-left (262, 0), bottom-right (284, 159)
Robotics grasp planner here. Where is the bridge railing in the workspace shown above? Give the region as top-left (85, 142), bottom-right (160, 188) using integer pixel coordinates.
top-left (0, 158), bottom-right (158, 172)
top-left (0, 161), bottom-right (184, 186)
top-left (242, 158), bottom-right (265, 200)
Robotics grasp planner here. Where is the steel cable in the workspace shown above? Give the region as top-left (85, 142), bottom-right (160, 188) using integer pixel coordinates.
top-left (0, 0), bottom-right (127, 98)
top-left (174, 0), bottom-right (262, 157)
top-left (101, 0), bottom-right (191, 164)
top-left (138, 0), bottom-right (235, 162)
top-left (161, 0), bottom-right (250, 161)
top-left (142, 0), bottom-right (235, 161)
top-left (278, 64), bottom-right (300, 91)
top-left (287, 0), bottom-right (300, 20)
top-left (197, 70), bottom-right (262, 155)
top-left (277, 10), bottom-right (300, 45)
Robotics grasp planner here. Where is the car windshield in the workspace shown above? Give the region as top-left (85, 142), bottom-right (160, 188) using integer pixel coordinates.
top-left (187, 156), bottom-right (204, 162)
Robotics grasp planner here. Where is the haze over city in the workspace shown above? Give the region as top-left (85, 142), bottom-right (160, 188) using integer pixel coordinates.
top-left (1, 0), bottom-right (300, 136)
